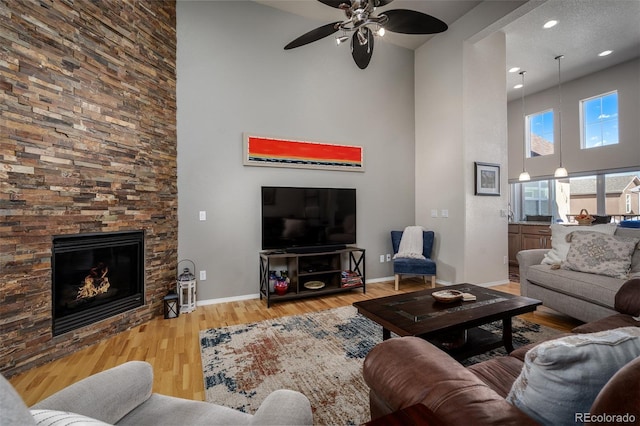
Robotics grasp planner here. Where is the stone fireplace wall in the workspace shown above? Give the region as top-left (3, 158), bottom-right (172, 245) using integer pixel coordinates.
top-left (0, 0), bottom-right (177, 377)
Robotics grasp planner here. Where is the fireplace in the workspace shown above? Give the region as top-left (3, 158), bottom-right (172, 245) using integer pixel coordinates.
top-left (52, 231), bottom-right (145, 336)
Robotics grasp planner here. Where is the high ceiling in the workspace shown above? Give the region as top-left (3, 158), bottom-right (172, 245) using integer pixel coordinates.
top-left (504, 0), bottom-right (640, 101)
top-left (256, 0), bottom-right (640, 102)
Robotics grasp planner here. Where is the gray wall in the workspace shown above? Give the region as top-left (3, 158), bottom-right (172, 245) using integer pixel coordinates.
top-left (176, 1), bottom-right (416, 302)
top-left (414, 2), bottom-right (523, 285)
top-left (508, 58), bottom-right (640, 180)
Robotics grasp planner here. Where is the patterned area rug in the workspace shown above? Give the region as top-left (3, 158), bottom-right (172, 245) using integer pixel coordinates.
top-left (200, 305), bottom-right (559, 425)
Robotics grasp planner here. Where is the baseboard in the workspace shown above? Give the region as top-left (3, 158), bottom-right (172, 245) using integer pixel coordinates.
top-left (197, 293), bottom-right (260, 306)
top-left (447, 279), bottom-right (510, 288)
top-left (478, 279), bottom-right (511, 287)
top-left (366, 276), bottom-right (395, 284)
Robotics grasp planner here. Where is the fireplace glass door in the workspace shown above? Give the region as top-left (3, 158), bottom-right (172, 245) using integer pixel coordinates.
top-left (52, 231), bottom-right (144, 335)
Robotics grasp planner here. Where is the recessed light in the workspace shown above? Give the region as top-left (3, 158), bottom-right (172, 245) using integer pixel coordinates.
top-left (598, 50), bottom-right (613, 57)
top-left (543, 20), bottom-right (558, 29)
top-left (508, 67), bottom-right (520, 73)
top-left (514, 84), bottom-right (523, 89)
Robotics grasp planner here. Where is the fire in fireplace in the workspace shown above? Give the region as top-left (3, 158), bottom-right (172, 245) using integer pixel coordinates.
top-left (52, 231), bottom-right (144, 335)
top-left (77, 262), bottom-right (111, 300)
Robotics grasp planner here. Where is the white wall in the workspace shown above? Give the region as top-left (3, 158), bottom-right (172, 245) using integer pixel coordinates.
top-left (415, 1), bottom-right (523, 285)
top-left (508, 58), bottom-right (640, 180)
top-left (176, 1), bottom-right (416, 301)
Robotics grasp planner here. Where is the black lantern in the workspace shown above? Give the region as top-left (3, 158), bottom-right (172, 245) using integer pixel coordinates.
top-left (163, 292), bottom-right (179, 319)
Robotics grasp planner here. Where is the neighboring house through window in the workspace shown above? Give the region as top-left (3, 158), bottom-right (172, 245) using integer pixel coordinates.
top-left (526, 109), bottom-right (554, 157)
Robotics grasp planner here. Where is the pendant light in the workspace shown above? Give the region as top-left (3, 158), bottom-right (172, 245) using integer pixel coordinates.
top-left (554, 55), bottom-right (568, 178)
top-left (518, 70), bottom-right (530, 181)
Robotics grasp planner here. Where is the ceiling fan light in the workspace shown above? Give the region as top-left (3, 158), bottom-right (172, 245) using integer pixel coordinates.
top-left (336, 35), bottom-right (349, 45)
top-left (519, 171), bottom-right (531, 182)
top-left (554, 167), bottom-right (568, 178)
top-left (376, 26), bottom-right (385, 37)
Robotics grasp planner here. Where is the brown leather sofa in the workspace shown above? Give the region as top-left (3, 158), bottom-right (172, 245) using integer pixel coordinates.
top-left (363, 279), bottom-right (640, 425)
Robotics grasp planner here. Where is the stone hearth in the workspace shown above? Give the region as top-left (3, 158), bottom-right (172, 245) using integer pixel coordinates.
top-left (0, 1), bottom-right (178, 377)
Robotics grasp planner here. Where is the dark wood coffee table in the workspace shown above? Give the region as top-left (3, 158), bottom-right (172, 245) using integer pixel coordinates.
top-left (353, 283), bottom-right (541, 360)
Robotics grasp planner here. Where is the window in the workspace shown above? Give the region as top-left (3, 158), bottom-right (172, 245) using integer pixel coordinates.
top-left (510, 170), bottom-right (640, 223)
top-left (581, 91), bottom-right (619, 148)
top-left (526, 110), bottom-right (554, 157)
top-left (522, 181), bottom-right (550, 216)
top-left (565, 175), bottom-right (597, 221)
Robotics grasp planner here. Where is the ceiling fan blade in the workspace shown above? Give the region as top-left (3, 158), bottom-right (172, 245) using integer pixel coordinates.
top-left (317, 0), bottom-right (390, 9)
top-left (351, 27), bottom-right (374, 70)
top-left (317, 0), bottom-right (351, 9)
top-left (383, 9), bottom-right (448, 34)
top-left (284, 22), bottom-right (341, 50)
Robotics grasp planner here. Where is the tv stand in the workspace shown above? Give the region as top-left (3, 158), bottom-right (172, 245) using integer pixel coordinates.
top-left (259, 247), bottom-right (365, 308)
top-left (285, 244), bottom-right (346, 254)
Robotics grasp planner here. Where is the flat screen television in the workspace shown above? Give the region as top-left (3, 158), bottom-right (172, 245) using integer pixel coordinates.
top-left (261, 186), bottom-right (356, 252)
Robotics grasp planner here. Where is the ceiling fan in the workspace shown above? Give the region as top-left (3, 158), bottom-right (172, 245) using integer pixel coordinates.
top-left (284, 0), bottom-right (448, 69)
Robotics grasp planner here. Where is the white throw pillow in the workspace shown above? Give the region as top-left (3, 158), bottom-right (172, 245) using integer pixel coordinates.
top-left (30, 409), bottom-right (111, 426)
top-left (506, 327), bottom-right (640, 426)
top-left (541, 223), bottom-right (617, 265)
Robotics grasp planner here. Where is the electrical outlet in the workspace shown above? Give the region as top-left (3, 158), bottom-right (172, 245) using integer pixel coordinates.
top-left (503, 256), bottom-right (508, 265)
top-left (199, 270), bottom-right (207, 280)
top-left (379, 254), bottom-right (385, 263)
top-left (199, 211), bottom-right (207, 221)
top-left (441, 209), bottom-right (449, 218)
top-left (386, 253), bottom-right (391, 262)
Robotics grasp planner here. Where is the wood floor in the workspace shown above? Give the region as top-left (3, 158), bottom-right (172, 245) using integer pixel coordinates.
top-left (9, 279), bottom-right (582, 407)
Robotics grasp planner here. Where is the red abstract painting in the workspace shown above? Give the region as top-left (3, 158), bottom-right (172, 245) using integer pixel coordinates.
top-left (244, 134), bottom-right (364, 171)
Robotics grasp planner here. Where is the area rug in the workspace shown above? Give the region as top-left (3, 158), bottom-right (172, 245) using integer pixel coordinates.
top-left (200, 306), bottom-right (559, 425)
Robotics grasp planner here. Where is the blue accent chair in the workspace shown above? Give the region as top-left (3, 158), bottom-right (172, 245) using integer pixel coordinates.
top-left (391, 230), bottom-right (436, 291)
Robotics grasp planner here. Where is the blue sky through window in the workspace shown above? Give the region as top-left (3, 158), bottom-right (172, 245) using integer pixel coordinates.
top-left (583, 92), bottom-right (619, 148)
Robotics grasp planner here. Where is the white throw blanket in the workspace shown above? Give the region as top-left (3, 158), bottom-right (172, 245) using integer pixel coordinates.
top-left (393, 226), bottom-right (426, 260)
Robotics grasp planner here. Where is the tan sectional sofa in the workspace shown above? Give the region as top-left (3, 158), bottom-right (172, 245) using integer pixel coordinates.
top-left (518, 225), bottom-right (640, 323)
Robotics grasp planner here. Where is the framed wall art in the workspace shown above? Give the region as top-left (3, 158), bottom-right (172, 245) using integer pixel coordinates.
top-left (474, 162), bottom-right (500, 196)
top-left (243, 133), bottom-right (364, 172)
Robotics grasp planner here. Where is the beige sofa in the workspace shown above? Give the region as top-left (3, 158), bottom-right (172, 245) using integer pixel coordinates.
top-left (518, 225), bottom-right (640, 323)
top-left (1, 361), bottom-right (313, 425)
